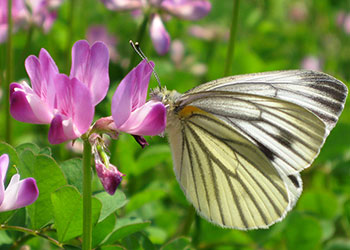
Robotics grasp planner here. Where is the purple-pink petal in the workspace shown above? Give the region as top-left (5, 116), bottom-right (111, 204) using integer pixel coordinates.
top-left (10, 82), bottom-right (53, 124)
top-left (100, 0), bottom-right (143, 11)
top-left (118, 100), bottom-right (166, 136)
top-left (95, 161), bottom-right (124, 195)
top-left (48, 75), bottom-right (94, 144)
top-left (0, 174), bottom-right (38, 212)
top-left (149, 14), bottom-right (171, 55)
top-left (112, 60), bottom-right (154, 128)
top-left (161, 0), bottom-right (211, 20)
top-left (0, 154), bottom-right (9, 205)
top-left (70, 40), bottom-right (110, 106)
top-left (25, 48), bottom-right (59, 109)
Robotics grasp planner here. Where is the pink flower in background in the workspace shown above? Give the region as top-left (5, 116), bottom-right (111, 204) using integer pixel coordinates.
top-left (101, 0), bottom-right (211, 55)
top-left (10, 40), bottom-right (110, 144)
top-left (336, 11), bottom-right (350, 34)
top-left (0, 0), bottom-right (63, 43)
top-left (86, 25), bottom-right (119, 63)
top-left (301, 56), bottom-right (322, 71)
top-left (0, 154), bottom-right (39, 212)
top-left (0, 0), bottom-right (28, 43)
top-left (112, 59), bottom-right (166, 136)
top-left (26, 0), bottom-right (63, 33)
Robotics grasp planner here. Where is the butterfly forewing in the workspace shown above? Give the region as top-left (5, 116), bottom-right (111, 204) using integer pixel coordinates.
top-left (186, 70), bottom-right (347, 133)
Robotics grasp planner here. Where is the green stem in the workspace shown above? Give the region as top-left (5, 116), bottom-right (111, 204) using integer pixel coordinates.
top-left (5, 0), bottom-right (13, 143)
top-left (128, 14), bottom-right (149, 71)
top-left (82, 139), bottom-right (92, 250)
top-left (0, 225), bottom-right (63, 248)
top-left (224, 0), bottom-right (240, 76)
top-left (66, 0), bottom-right (76, 74)
top-left (21, 25), bottom-right (34, 61)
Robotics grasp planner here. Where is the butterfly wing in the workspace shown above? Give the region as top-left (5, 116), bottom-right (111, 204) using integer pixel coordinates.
top-left (185, 70), bottom-right (347, 134)
top-left (166, 106), bottom-right (290, 229)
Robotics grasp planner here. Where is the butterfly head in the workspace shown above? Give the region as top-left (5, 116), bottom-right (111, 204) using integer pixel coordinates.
top-left (150, 87), bottom-right (181, 108)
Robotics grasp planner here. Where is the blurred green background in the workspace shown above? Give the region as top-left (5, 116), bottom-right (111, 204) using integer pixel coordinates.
top-left (0, 0), bottom-right (349, 249)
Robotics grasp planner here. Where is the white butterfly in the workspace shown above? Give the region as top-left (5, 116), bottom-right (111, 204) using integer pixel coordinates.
top-left (151, 70), bottom-right (348, 230)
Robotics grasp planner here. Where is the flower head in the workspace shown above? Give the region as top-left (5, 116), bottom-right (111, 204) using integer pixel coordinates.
top-left (0, 154), bottom-right (39, 212)
top-left (112, 59), bottom-right (166, 136)
top-left (10, 40), bottom-right (110, 144)
top-left (101, 0), bottom-right (211, 55)
top-left (90, 134), bottom-right (125, 195)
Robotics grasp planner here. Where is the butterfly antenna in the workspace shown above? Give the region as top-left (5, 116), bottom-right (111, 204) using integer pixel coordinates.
top-left (129, 40), bottom-right (162, 88)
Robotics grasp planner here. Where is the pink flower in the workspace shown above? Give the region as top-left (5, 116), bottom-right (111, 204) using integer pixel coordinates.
top-left (0, 0), bottom-right (28, 43)
top-left (95, 161), bottom-right (124, 195)
top-left (301, 56), bottom-right (322, 71)
top-left (26, 0), bottom-right (63, 33)
top-left (86, 25), bottom-right (119, 63)
top-left (112, 59), bottom-right (166, 136)
top-left (0, 154), bottom-right (39, 212)
top-left (10, 40), bottom-right (110, 144)
top-left (101, 0), bottom-right (211, 55)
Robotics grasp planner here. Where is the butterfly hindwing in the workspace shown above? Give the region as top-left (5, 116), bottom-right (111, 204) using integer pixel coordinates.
top-left (167, 107), bottom-right (290, 229)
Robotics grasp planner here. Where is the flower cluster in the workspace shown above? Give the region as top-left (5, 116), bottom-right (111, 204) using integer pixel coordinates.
top-left (101, 0), bottom-right (211, 55)
top-left (10, 40), bottom-right (167, 195)
top-left (10, 40), bottom-right (110, 144)
top-left (0, 0), bottom-right (63, 43)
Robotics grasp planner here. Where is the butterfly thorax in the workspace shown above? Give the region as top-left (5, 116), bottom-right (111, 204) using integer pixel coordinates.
top-left (150, 87), bottom-right (183, 131)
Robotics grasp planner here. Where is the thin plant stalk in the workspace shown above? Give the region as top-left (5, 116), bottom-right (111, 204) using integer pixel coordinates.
top-left (5, 0), bottom-right (13, 143)
top-left (128, 14), bottom-right (149, 71)
top-left (0, 225), bottom-right (63, 248)
top-left (66, 0), bottom-right (75, 73)
top-left (82, 139), bottom-right (92, 250)
top-left (224, 0), bottom-right (240, 76)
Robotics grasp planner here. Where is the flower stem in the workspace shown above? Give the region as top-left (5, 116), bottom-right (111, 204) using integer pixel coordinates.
top-left (0, 225), bottom-right (63, 248)
top-left (66, 0), bottom-right (76, 73)
top-left (224, 0), bottom-right (240, 76)
top-left (82, 138), bottom-right (92, 250)
top-left (5, 0), bottom-right (13, 143)
top-left (21, 25), bottom-right (34, 61)
top-left (128, 14), bottom-right (149, 71)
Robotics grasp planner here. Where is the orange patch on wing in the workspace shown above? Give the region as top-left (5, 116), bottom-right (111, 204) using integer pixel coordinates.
top-left (178, 106), bottom-right (206, 118)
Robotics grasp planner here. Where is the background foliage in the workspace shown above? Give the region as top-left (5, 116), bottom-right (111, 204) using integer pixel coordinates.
top-left (0, 0), bottom-right (349, 249)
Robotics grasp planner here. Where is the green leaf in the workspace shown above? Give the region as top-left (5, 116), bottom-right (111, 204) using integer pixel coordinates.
top-left (39, 146), bottom-right (52, 156)
top-left (161, 237), bottom-right (191, 250)
top-left (0, 231), bottom-right (12, 245)
top-left (101, 245), bottom-right (126, 250)
top-left (134, 145), bottom-right (171, 176)
top-left (104, 217), bottom-right (151, 244)
top-left (18, 150), bottom-right (67, 229)
top-left (0, 142), bottom-right (20, 179)
top-left (0, 211), bottom-right (15, 224)
top-left (324, 238), bottom-right (350, 250)
top-left (16, 143), bottom-right (40, 155)
top-left (285, 212), bottom-right (322, 250)
top-left (94, 190), bottom-right (128, 222)
top-left (51, 185), bottom-right (102, 242)
top-left (60, 158), bottom-right (83, 193)
top-left (92, 214), bottom-right (116, 248)
top-left (126, 188), bottom-right (166, 213)
top-left (297, 191), bottom-right (339, 220)
top-left (121, 232), bottom-right (156, 250)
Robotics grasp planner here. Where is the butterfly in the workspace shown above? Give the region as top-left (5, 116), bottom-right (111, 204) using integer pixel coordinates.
top-left (150, 70), bottom-right (348, 230)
